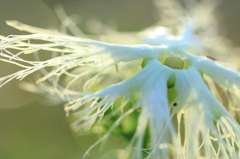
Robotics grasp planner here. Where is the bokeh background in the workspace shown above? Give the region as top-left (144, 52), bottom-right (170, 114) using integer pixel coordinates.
top-left (0, 0), bottom-right (240, 159)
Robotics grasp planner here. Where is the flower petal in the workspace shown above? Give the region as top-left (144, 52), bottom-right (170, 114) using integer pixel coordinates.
top-left (194, 58), bottom-right (240, 99)
top-left (173, 68), bottom-right (240, 158)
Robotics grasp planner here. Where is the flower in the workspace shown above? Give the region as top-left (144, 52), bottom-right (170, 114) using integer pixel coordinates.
top-left (0, 20), bottom-right (240, 159)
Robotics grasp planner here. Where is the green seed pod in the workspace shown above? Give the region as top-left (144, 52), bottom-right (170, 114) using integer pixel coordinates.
top-left (167, 74), bottom-right (176, 88)
top-left (141, 58), bottom-right (151, 68)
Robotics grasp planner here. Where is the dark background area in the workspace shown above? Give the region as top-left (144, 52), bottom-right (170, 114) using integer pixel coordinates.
top-left (0, 0), bottom-right (240, 159)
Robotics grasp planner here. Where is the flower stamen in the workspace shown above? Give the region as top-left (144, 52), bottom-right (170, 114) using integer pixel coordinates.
top-left (164, 55), bottom-right (185, 69)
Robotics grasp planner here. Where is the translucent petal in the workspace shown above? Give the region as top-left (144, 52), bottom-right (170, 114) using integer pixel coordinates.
top-left (173, 68), bottom-right (240, 158)
top-left (194, 58), bottom-right (240, 99)
top-left (68, 60), bottom-right (183, 158)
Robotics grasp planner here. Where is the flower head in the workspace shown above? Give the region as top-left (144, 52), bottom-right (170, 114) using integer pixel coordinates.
top-left (0, 19), bottom-right (240, 159)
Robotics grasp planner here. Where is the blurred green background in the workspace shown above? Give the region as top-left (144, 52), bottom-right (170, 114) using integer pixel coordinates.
top-left (0, 0), bottom-right (240, 159)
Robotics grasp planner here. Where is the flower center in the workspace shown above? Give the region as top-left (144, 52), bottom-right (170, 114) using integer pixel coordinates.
top-left (164, 55), bottom-right (184, 69)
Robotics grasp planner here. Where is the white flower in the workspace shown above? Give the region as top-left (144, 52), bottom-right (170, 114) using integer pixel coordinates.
top-left (1, 21), bottom-right (240, 159)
